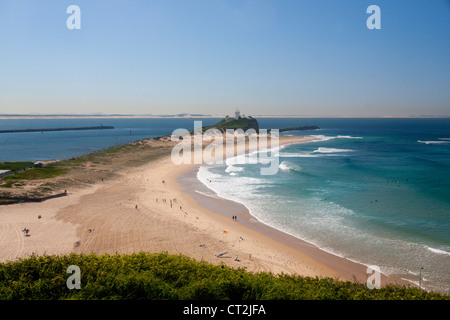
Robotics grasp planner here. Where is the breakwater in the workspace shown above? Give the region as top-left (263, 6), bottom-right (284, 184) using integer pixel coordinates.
top-left (0, 125), bottom-right (114, 134)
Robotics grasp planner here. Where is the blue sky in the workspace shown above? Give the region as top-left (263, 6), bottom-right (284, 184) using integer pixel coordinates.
top-left (0, 0), bottom-right (449, 116)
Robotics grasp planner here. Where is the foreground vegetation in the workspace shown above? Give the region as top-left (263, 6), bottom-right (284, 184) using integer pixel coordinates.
top-left (0, 252), bottom-right (447, 300)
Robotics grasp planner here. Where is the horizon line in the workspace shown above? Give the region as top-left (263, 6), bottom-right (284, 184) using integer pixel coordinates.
top-left (1, 114), bottom-right (450, 119)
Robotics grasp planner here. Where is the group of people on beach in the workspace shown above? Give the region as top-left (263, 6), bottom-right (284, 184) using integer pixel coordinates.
top-left (156, 197), bottom-right (177, 204)
top-left (156, 197), bottom-right (183, 211)
top-left (155, 194), bottom-right (251, 266)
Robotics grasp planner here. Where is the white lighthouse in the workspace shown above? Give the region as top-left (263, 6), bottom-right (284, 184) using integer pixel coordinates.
top-left (234, 108), bottom-right (241, 119)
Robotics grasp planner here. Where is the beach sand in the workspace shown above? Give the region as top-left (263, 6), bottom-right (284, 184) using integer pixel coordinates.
top-left (0, 134), bottom-right (401, 286)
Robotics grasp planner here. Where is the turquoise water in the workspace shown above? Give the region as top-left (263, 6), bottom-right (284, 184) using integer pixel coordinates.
top-left (197, 118), bottom-right (450, 293)
top-left (1, 117), bottom-right (449, 292)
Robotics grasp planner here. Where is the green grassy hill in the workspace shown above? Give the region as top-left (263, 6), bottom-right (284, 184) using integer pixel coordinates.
top-left (0, 252), bottom-right (447, 300)
top-left (205, 117), bottom-right (259, 132)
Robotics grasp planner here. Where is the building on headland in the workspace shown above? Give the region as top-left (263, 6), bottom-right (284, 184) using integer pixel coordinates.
top-left (213, 109), bottom-right (259, 132)
top-left (234, 108), bottom-right (241, 119)
top-left (34, 161), bottom-right (43, 168)
top-left (225, 108), bottom-right (251, 120)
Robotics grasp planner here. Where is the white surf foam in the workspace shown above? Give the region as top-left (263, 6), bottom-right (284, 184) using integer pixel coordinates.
top-left (225, 165), bottom-right (244, 173)
top-left (278, 152), bottom-right (319, 158)
top-left (418, 140), bottom-right (450, 145)
top-left (427, 246), bottom-right (450, 256)
top-left (279, 161), bottom-right (302, 172)
top-left (307, 135), bottom-right (363, 142)
top-left (197, 165), bottom-right (261, 205)
top-left (313, 147), bottom-right (354, 153)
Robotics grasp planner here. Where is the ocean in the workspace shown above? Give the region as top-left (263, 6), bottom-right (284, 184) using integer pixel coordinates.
top-left (196, 118), bottom-right (450, 293)
top-left (1, 117), bottom-right (449, 293)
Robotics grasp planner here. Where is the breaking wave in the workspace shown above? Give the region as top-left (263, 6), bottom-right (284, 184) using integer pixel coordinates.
top-left (307, 135), bottom-right (363, 142)
top-left (279, 161), bottom-right (302, 172)
top-left (427, 247), bottom-right (450, 256)
top-left (418, 140), bottom-right (450, 145)
top-left (313, 147), bottom-right (354, 153)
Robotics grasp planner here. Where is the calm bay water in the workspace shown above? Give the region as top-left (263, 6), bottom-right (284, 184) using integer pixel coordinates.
top-left (1, 117), bottom-right (449, 292)
top-left (0, 118), bottom-right (221, 161)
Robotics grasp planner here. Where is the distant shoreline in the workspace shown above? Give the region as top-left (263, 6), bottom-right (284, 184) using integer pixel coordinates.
top-left (1, 114), bottom-right (449, 119)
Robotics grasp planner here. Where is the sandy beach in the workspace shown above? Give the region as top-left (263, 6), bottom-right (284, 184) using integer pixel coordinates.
top-left (0, 134), bottom-right (399, 286)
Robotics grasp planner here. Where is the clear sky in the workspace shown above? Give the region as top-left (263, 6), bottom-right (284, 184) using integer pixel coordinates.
top-left (0, 0), bottom-right (449, 117)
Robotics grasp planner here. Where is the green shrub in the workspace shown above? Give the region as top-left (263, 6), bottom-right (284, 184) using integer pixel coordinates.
top-left (2, 167), bottom-right (67, 181)
top-left (0, 252), bottom-right (447, 300)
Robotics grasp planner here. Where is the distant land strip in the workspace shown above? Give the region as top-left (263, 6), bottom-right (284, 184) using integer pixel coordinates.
top-left (0, 126), bottom-right (114, 134)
